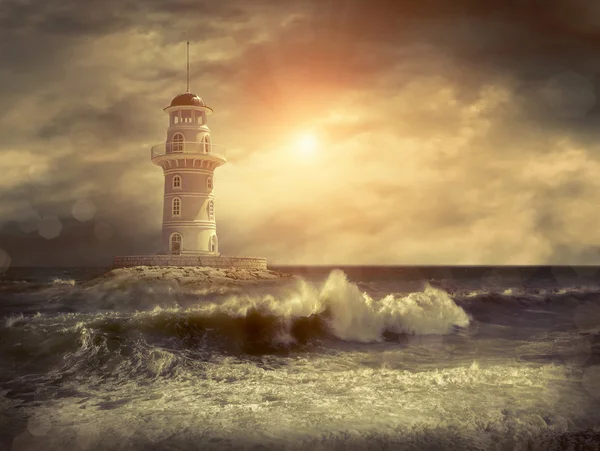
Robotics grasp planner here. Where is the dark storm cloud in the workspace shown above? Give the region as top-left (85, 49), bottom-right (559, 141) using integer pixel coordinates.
top-left (37, 96), bottom-right (158, 143)
top-left (304, 0), bottom-right (600, 74)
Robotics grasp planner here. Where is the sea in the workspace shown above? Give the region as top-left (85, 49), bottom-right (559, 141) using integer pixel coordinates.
top-left (1, 265), bottom-right (600, 451)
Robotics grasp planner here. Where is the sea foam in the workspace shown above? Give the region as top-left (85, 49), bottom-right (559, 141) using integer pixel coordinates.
top-left (196, 269), bottom-right (470, 342)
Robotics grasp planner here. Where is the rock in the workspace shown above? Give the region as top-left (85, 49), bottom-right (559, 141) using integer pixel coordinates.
top-left (85, 266), bottom-right (292, 289)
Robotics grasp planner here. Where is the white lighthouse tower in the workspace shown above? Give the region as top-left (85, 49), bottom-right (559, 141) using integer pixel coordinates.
top-left (150, 43), bottom-right (226, 256)
top-left (112, 43), bottom-right (267, 270)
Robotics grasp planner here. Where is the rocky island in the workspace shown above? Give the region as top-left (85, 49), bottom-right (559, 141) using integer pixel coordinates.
top-left (90, 265), bottom-right (292, 289)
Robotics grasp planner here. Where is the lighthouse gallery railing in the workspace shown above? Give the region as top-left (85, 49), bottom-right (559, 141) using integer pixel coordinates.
top-left (150, 142), bottom-right (227, 160)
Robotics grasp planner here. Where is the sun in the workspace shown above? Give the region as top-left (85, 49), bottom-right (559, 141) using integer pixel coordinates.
top-left (293, 132), bottom-right (319, 157)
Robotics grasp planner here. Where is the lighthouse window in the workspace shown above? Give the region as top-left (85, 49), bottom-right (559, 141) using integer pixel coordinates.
top-left (207, 177), bottom-right (212, 190)
top-left (203, 135), bottom-right (211, 153)
top-left (172, 133), bottom-right (184, 153)
top-left (208, 200), bottom-right (214, 220)
top-left (172, 197), bottom-right (181, 217)
top-left (173, 175), bottom-right (181, 189)
top-left (170, 233), bottom-right (182, 254)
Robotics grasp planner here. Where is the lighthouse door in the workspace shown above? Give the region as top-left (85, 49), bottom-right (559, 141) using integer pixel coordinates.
top-left (170, 233), bottom-right (182, 255)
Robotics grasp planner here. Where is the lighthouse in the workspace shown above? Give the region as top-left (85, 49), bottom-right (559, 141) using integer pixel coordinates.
top-left (149, 44), bottom-right (225, 256)
top-left (112, 43), bottom-right (266, 269)
top-left (150, 91), bottom-right (225, 256)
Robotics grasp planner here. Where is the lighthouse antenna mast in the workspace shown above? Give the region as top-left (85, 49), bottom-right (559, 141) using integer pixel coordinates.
top-left (186, 41), bottom-right (190, 93)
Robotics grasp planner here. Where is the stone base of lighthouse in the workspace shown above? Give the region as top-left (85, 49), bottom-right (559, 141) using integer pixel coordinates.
top-left (112, 255), bottom-right (267, 270)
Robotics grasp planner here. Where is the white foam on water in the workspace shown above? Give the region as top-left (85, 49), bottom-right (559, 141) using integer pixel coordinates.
top-left (4, 312), bottom-right (25, 328)
top-left (4, 269), bottom-right (600, 450)
top-left (51, 278), bottom-right (75, 286)
top-left (192, 269), bottom-right (470, 342)
top-left (7, 358), bottom-right (593, 451)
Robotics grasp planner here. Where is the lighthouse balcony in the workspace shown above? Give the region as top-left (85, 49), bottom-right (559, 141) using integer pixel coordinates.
top-left (150, 142), bottom-right (227, 163)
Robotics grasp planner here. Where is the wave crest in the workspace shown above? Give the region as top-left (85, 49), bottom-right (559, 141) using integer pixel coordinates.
top-left (52, 278), bottom-right (76, 286)
top-left (187, 269), bottom-right (470, 343)
top-left (2, 270), bottom-right (471, 379)
top-left (322, 269), bottom-right (470, 340)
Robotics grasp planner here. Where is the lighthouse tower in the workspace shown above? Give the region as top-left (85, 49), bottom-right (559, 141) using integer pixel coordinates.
top-left (150, 47), bottom-right (226, 255)
top-left (112, 43), bottom-right (266, 270)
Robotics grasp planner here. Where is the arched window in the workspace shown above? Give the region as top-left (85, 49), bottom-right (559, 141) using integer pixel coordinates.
top-left (170, 233), bottom-right (182, 254)
top-left (207, 176), bottom-right (212, 190)
top-left (172, 133), bottom-right (184, 153)
top-left (208, 199), bottom-right (214, 220)
top-left (210, 235), bottom-right (217, 253)
top-left (172, 197), bottom-right (181, 217)
top-left (173, 175), bottom-right (181, 189)
top-left (203, 135), bottom-right (211, 153)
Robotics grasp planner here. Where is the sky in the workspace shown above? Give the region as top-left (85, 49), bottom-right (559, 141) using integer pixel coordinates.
top-left (1, 0), bottom-right (600, 266)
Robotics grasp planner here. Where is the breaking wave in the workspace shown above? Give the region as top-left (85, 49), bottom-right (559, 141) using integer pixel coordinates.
top-left (0, 270), bottom-right (471, 381)
top-left (7, 267), bottom-right (600, 384)
top-left (4, 313), bottom-right (25, 328)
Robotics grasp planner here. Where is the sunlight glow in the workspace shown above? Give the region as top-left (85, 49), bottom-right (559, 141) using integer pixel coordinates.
top-left (293, 132), bottom-right (319, 157)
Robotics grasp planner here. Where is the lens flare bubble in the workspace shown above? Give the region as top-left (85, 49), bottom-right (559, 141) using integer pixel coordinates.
top-left (573, 302), bottom-right (600, 332)
top-left (16, 203), bottom-right (41, 234)
top-left (72, 199), bottom-right (97, 222)
top-left (27, 414), bottom-right (51, 436)
top-left (582, 365), bottom-right (600, 400)
top-left (38, 215), bottom-right (62, 240)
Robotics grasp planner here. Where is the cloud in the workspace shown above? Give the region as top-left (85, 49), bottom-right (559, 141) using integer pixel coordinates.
top-left (1, 0), bottom-right (600, 265)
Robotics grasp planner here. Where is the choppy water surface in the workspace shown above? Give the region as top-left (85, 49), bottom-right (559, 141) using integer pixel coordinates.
top-left (1, 266), bottom-right (600, 450)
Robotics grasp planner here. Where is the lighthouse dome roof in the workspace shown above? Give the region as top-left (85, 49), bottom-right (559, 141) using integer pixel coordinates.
top-left (170, 92), bottom-right (207, 107)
